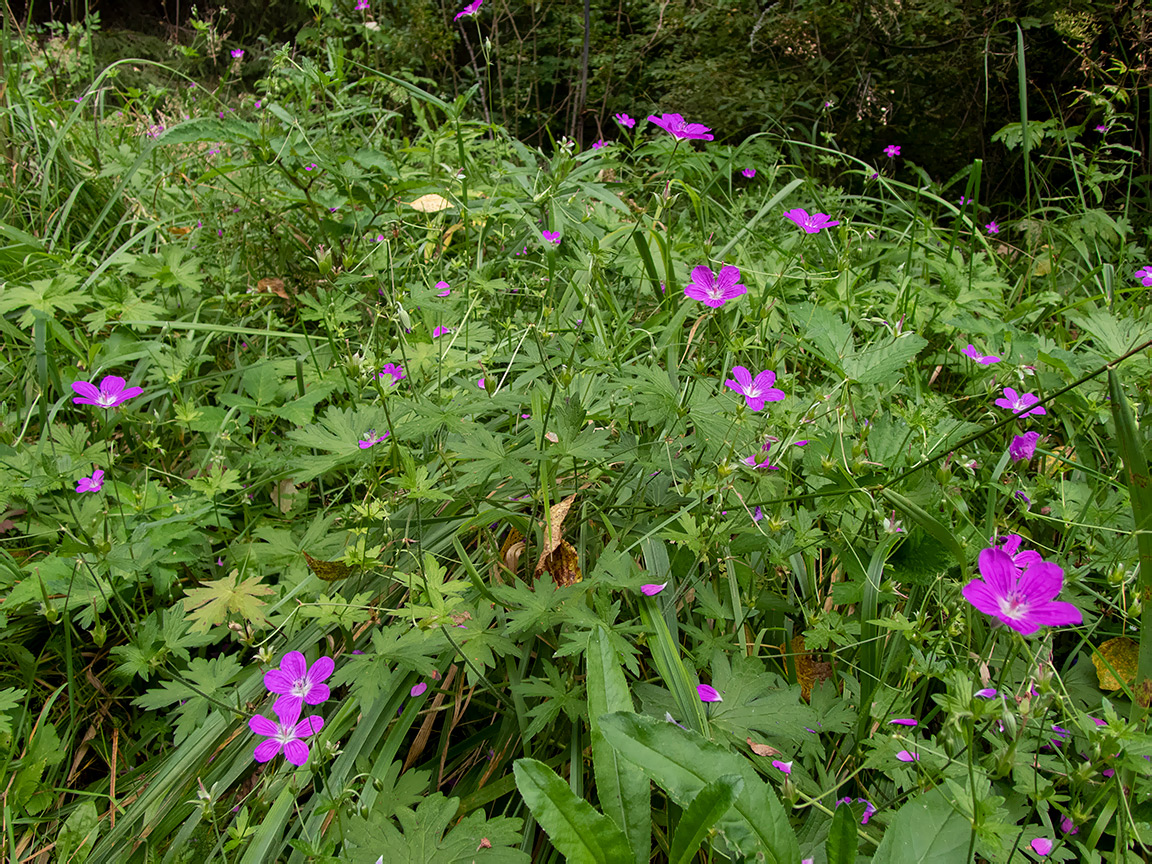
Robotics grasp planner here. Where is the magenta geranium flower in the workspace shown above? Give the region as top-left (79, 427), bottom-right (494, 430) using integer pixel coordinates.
top-left (697, 684), bottom-right (722, 703)
top-left (1009, 431), bottom-right (1040, 462)
top-left (772, 760), bottom-right (792, 774)
top-left (433, 326), bottom-right (452, 338)
top-left (263, 650), bottom-right (335, 716)
top-left (741, 168), bottom-right (756, 178)
top-left (994, 533), bottom-right (1045, 575)
top-left (1134, 265), bottom-right (1152, 286)
top-left (379, 363), bottom-right (405, 385)
top-left (724, 366), bottom-right (785, 411)
top-left (962, 344), bottom-right (1000, 364)
top-left (640, 582), bottom-right (667, 596)
top-left (684, 264), bottom-right (746, 307)
top-left (895, 750), bottom-right (919, 762)
top-left (436, 281), bottom-right (451, 297)
top-left (884, 144), bottom-right (901, 158)
top-left (358, 430), bottom-right (390, 449)
top-left (410, 682), bottom-right (428, 697)
top-left (783, 208), bottom-right (840, 234)
top-left (974, 687), bottom-right (997, 698)
top-left (1031, 838), bottom-right (1053, 856)
top-left (355, 0), bottom-right (370, 8)
top-left (889, 718), bottom-right (917, 726)
top-left (76, 469), bottom-right (105, 493)
top-left (994, 387), bottom-right (1046, 417)
top-left (591, 139), bottom-right (609, 150)
top-left (838, 797), bottom-right (876, 825)
top-left (962, 546), bottom-right (1082, 635)
top-left (454, 0), bottom-right (483, 19)
top-left (230, 48), bottom-right (244, 59)
top-left (741, 452), bottom-right (779, 470)
top-left (986, 221), bottom-right (1000, 235)
top-left (72, 375), bottom-right (144, 409)
top-left (647, 113), bottom-right (714, 141)
top-left (614, 113), bottom-right (636, 128)
top-left (249, 699), bottom-right (324, 766)
top-left (542, 230), bottom-right (560, 244)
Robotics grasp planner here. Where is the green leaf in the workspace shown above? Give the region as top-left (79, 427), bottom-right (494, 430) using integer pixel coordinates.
top-left (599, 712), bottom-right (800, 863)
top-left (825, 799), bottom-right (859, 864)
top-left (842, 334), bottom-right (928, 385)
top-left (343, 792), bottom-right (529, 863)
top-left (587, 627), bottom-right (650, 864)
top-left (57, 800), bottom-right (100, 864)
top-left (512, 758), bottom-right (633, 864)
top-left (181, 570), bottom-right (275, 633)
top-left (880, 488), bottom-right (966, 572)
top-left (669, 774), bottom-right (744, 864)
top-left (871, 788), bottom-right (971, 864)
top-left (0, 687), bottom-right (27, 740)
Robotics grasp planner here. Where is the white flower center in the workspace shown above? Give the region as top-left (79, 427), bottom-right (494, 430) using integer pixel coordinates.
top-left (998, 592), bottom-right (1028, 620)
top-left (96, 394), bottom-right (117, 407)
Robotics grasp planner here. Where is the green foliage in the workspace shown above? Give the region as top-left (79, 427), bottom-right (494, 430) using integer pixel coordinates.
top-left (0, 10), bottom-right (1150, 864)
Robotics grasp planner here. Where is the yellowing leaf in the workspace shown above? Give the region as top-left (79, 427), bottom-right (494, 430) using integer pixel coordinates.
top-left (407, 193), bottom-right (452, 213)
top-left (182, 570), bottom-right (275, 633)
top-left (1093, 637), bottom-right (1138, 690)
top-left (302, 550), bottom-right (353, 582)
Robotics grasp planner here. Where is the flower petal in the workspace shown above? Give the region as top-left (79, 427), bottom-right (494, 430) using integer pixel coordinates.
top-left (1015, 560), bottom-right (1065, 602)
top-left (282, 739), bottom-right (310, 766)
top-left (252, 739), bottom-right (283, 762)
top-left (263, 669), bottom-right (294, 694)
top-left (303, 683), bottom-right (330, 705)
top-left (249, 714), bottom-right (278, 736)
top-left (716, 265), bottom-right (741, 292)
top-left (306, 655), bottom-right (335, 684)
top-left (977, 548), bottom-right (1017, 597)
top-left (962, 579), bottom-right (1004, 618)
top-left (294, 715), bottom-right (325, 738)
top-left (279, 651), bottom-right (307, 681)
top-left (99, 376), bottom-right (127, 396)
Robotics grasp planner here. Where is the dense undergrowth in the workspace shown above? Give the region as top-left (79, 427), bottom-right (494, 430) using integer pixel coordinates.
top-left (1, 11), bottom-right (1152, 864)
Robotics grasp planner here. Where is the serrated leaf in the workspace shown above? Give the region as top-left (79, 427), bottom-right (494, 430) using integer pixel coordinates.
top-left (181, 570), bottom-right (275, 633)
top-left (871, 788), bottom-right (970, 864)
top-left (843, 334), bottom-right (928, 385)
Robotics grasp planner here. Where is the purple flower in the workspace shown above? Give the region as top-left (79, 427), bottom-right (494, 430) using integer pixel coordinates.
top-left (838, 798), bottom-right (876, 825)
top-left (436, 280), bottom-right (451, 296)
top-left (958, 196), bottom-right (971, 205)
top-left (356, 0), bottom-right (370, 8)
top-left (1134, 266), bottom-right (1152, 287)
top-left (305, 163), bottom-right (318, 172)
top-left (889, 718), bottom-right (917, 726)
top-left (684, 264), bottom-right (747, 307)
top-left (962, 344), bottom-right (1001, 364)
top-left (379, 363), bottom-right (405, 385)
top-left (76, 469), bottom-right (105, 494)
top-left (230, 48), bottom-right (244, 59)
top-left (358, 430), bottom-right (390, 448)
top-left (741, 168), bottom-right (756, 178)
top-left (771, 760), bottom-right (792, 774)
top-left (614, 113), bottom-right (636, 128)
top-left (724, 366), bottom-right (785, 411)
top-left (895, 750), bottom-right (919, 762)
top-left (454, 0), bottom-right (483, 20)
top-left (411, 682), bottom-right (428, 697)
top-left (640, 582), bottom-right (667, 596)
top-left (752, 506), bottom-right (764, 522)
top-left (996, 534), bottom-right (1045, 571)
top-left (962, 547), bottom-right (1082, 635)
top-left (986, 221), bottom-right (1000, 235)
top-left (783, 208), bottom-right (840, 234)
top-left (741, 452), bottom-right (780, 470)
top-left (647, 113), bottom-right (714, 141)
top-left (884, 144), bottom-right (901, 158)
top-left (433, 326), bottom-right (452, 338)
top-left (542, 230), bottom-right (561, 245)
top-left (1009, 431), bottom-right (1040, 462)
top-left (1095, 124), bottom-right (1109, 133)
top-left (591, 139), bottom-right (609, 150)
top-left (263, 651), bottom-right (335, 716)
top-left (249, 699), bottom-right (324, 766)
top-left (697, 684), bottom-right (722, 703)
top-left (974, 688), bottom-right (997, 698)
top-left (994, 387), bottom-right (1047, 417)
top-left (1031, 838), bottom-right (1053, 856)
top-left (72, 375), bottom-right (144, 409)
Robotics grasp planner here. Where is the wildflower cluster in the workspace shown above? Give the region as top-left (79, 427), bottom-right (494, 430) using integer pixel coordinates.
top-left (249, 652), bottom-right (333, 766)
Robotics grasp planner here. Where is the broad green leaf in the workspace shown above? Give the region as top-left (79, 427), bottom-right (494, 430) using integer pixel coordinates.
top-left (669, 774), bottom-right (743, 864)
top-left (57, 800), bottom-right (100, 864)
top-left (599, 712), bottom-right (800, 863)
top-left (512, 759), bottom-right (632, 864)
top-left (842, 333), bottom-right (928, 385)
top-left (587, 626), bottom-right (650, 864)
top-left (871, 788), bottom-right (971, 864)
top-left (825, 799), bottom-right (859, 864)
